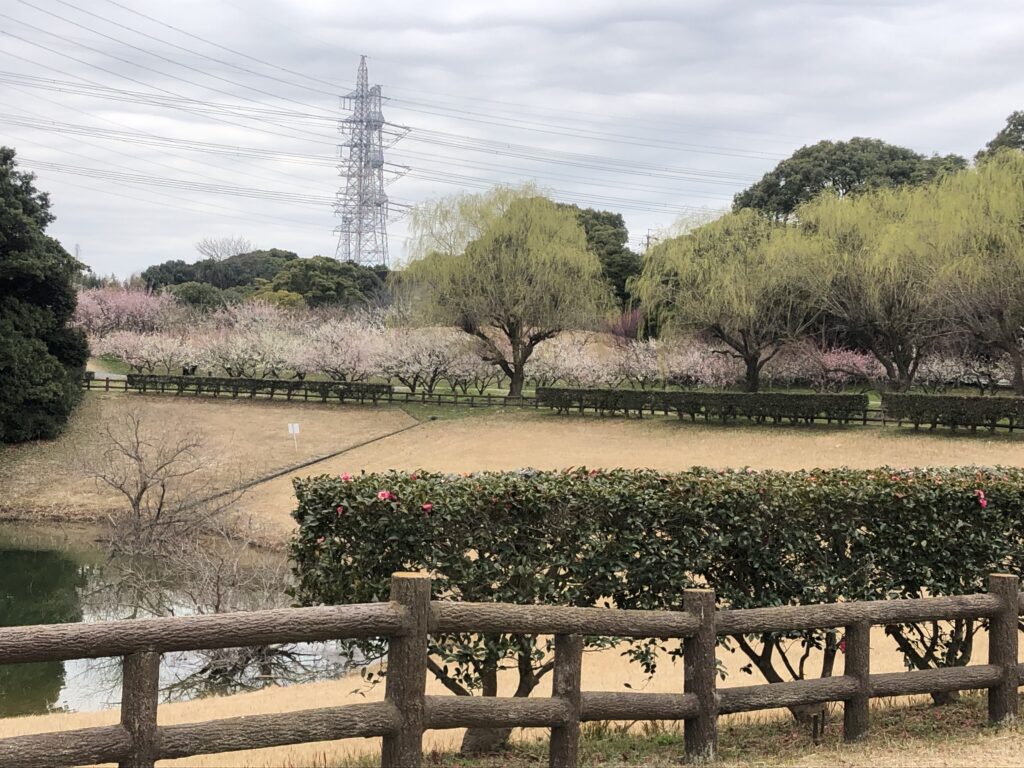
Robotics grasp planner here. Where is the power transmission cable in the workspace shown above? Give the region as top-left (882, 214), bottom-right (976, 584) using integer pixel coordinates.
top-left (0, 68), bottom-right (761, 185)
top-left (0, 113), bottom-right (737, 201)
top-left (14, 0), bottom-right (344, 111)
top-left (0, 26), bottom-right (343, 146)
top-left (5, 110), bottom-right (332, 232)
top-left (45, 0), bottom-right (342, 99)
top-left (2, 85), bottom-right (334, 193)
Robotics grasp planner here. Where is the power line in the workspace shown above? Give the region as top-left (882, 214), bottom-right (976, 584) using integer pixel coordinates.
top-left (8, 3), bottom-right (341, 116)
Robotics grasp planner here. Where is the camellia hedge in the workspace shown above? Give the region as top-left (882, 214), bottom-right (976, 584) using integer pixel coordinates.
top-left (537, 387), bottom-right (869, 423)
top-left (883, 393), bottom-right (1024, 431)
top-left (291, 466), bottom-right (1024, 708)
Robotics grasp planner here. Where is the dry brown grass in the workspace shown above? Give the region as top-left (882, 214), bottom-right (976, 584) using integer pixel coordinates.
top-left (238, 406), bottom-right (1024, 534)
top-left (7, 392), bottom-right (1024, 538)
top-left (0, 392), bottom-right (416, 540)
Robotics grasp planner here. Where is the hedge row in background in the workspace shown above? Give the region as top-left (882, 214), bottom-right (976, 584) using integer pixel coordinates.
top-left (291, 467), bottom-right (1023, 706)
top-left (125, 374), bottom-right (392, 402)
top-left (883, 392), bottom-right (1024, 431)
top-left (537, 387), bottom-right (869, 423)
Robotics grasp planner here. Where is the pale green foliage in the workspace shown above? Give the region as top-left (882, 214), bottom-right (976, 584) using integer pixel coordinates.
top-left (792, 182), bottom-right (955, 389)
top-left (934, 150), bottom-right (1024, 390)
top-left (399, 186), bottom-right (615, 396)
top-left (632, 209), bottom-right (815, 390)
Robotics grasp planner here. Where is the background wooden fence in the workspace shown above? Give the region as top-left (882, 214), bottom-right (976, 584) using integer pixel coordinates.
top-left (81, 375), bottom-right (1024, 432)
top-left (0, 573), bottom-right (1020, 768)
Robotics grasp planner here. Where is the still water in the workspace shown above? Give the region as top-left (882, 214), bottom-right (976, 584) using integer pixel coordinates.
top-left (0, 524), bottom-right (343, 717)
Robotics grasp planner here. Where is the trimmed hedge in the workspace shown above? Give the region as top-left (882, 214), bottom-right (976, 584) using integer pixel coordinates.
top-left (883, 393), bottom-right (1024, 431)
top-left (291, 466), bottom-right (1024, 698)
top-left (125, 374), bottom-right (392, 402)
top-left (537, 387), bottom-right (868, 424)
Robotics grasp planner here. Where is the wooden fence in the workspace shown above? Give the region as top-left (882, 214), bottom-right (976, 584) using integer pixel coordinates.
top-left (0, 573), bottom-right (1021, 768)
top-left (82, 375), bottom-right (541, 409)
top-left (81, 376), bottom-right (1024, 431)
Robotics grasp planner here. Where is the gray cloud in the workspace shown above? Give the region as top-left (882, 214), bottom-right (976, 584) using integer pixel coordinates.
top-left (1, 0), bottom-right (1021, 276)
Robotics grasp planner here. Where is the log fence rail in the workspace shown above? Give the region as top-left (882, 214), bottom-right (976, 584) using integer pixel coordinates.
top-left (0, 573), bottom-right (1021, 767)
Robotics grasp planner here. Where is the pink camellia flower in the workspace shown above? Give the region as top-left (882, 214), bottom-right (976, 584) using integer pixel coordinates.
top-left (341, 473), bottom-right (352, 482)
top-left (422, 503), bottom-right (433, 514)
top-left (377, 490), bottom-right (395, 501)
top-left (980, 497), bottom-right (988, 509)
top-left (336, 505), bottom-right (345, 515)
top-left (316, 536), bottom-right (325, 544)
top-left (974, 489), bottom-right (988, 508)
top-left (410, 473), bottom-right (418, 481)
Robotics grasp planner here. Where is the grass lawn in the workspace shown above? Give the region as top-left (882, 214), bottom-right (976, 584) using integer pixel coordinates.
top-left (322, 693), bottom-right (1020, 767)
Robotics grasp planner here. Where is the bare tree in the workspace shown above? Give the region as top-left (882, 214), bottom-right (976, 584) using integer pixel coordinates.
top-left (80, 412), bottom-right (340, 697)
top-left (82, 410), bottom-right (238, 556)
top-left (194, 235), bottom-right (253, 261)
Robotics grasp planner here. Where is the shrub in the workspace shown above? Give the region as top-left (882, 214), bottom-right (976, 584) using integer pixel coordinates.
top-left (291, 466), bottom-right (1024, 720)
top-left (125, 374), bottom-right (391, 402)
top-left (882, 393), bottom-right (1024, 431)
top-left (536, 387), bottom-right (869, 424)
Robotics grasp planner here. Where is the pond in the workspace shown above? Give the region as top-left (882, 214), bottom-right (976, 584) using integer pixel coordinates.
top-left (0, 524), bottom-right (347, 717)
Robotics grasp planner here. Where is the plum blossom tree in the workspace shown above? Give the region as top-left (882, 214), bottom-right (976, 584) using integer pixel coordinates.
top-left (74, 287), bottom-right (181, 334)
top-left (304, 318), bottom-right (383, 382)
top-left (615, 339), bottom-right (663, 390)
top-left (378, 328), bottom-right (462, 394)
top-left (661, 339), bottom-right (744, 389)
top-left (92, 331), bottom-right (195, 374)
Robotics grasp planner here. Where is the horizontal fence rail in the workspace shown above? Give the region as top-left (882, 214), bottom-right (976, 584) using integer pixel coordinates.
top-left (0, 574), bottom-right (1021, 768)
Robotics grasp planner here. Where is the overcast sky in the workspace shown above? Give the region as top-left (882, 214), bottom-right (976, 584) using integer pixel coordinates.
top-left (2, 0), bottom-right (1022, 277)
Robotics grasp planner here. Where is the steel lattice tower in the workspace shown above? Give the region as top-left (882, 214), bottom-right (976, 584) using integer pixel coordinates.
top-left (334, 56), bottom-right (391, 266)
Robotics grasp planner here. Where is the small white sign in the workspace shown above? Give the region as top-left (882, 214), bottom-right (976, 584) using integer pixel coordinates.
top-left (288, 423), bottom-right (300, 434)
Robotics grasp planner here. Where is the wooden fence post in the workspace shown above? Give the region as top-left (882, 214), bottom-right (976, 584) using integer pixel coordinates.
top-left (843, 621), bottom-right (870, 741)
top-left (987, 573), bottom-right (1020, 724)
top-left (119, 651), bottom-right (160, 768)
top-left (549, 634), bottom-right (583, 768)
top-left (381, 573), bottom-right (430, 768)
top-left (683, 588), bottom-right (717, 763)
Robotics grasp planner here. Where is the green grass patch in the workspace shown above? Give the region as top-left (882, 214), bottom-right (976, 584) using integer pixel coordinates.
top-left (326, 693), bottom-right (1016, 767)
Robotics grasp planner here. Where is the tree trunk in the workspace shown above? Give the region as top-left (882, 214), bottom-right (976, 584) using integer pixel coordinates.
top-left (743, 356), bottom-right (760, 393)
top-left (508, 366), bottom-right (525, 398)
top-left (459, 662), bottom-right (513, 755)
top-left (1011, 350), bottom-right (1024, 395)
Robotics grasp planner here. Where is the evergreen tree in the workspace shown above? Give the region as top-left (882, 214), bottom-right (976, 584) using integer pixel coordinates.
top-left (0, 147), bottom-right (87, 442)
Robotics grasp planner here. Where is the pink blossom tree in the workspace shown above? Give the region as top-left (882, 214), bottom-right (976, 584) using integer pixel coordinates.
top-left (75, 287), bottom-right (181, 334)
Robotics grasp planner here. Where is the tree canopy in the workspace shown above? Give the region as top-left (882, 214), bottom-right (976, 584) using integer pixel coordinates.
top-left (558, 204), bottom-right (642, 307)
top-left (632, 209), bottom-right (815, 391)
top-left (269, 256), bottom-right (384, 308)
top-left (934, 150), bottom-right (1024, 390)
top-left (141, 248), bottom-right (299, 291)
top-left (0, 146), bottom-right (88, 442)
top-left (401, 187), bottom-right (615, 397)
top-left (791, 182), bottom-right (953, 390)
top-left (975, 110), bottom-right (1024, 162)
top-left (733, 137), bottom-right (966, 220)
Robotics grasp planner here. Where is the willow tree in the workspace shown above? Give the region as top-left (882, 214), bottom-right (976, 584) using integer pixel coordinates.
top-left (399, 187), bottom-right (614, 397)
top-left (936, 150), bottom-right (1024, 391)
top-left (794, 182), bottom-right (953, 390)
top-left (632, 208), bottom-right (815, 392)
